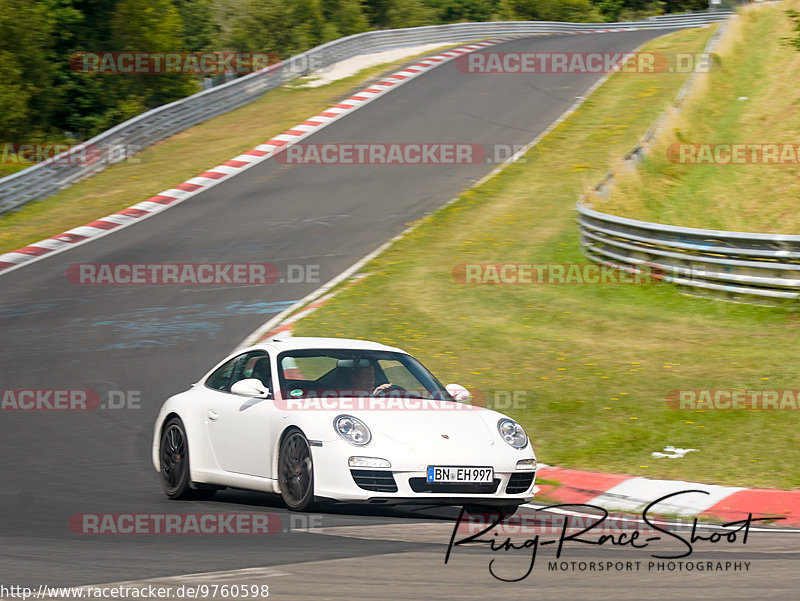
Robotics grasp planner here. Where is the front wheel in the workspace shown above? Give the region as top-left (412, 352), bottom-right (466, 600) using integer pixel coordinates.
top-left (159, 417), bottom-right (216, 501)
top-left (278, 429), bottom-right (315, 511)
top-left (160, 417), bottom-right (192, 499)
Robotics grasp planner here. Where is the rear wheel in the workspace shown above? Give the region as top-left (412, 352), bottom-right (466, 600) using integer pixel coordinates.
top-left (159, 417), bottom-right (216, 500)
top-left (278, 429), bottom-right (315, 511)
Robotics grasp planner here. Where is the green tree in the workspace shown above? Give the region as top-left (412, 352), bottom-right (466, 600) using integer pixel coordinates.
top-left (593, 0), bottom-right (625, 21)
top-left (362, 0), bottom-right (393, 26)
top-left (0, 0), bottom-right (60, 139)
top-left (175, 0), bottom-right (220, 52)
top-left (45, 0), bottom-right (107, 138)
top-left (426, 0), bottom-right (499, 22)
top-left (322, 0), bottom-right (369, 37)
top-left (0, 51), bottom-right (31, 140)
top-left (110, 0), bottom-right (198, 112)
top-left (385, 0), bottom-right (437, 27)
top-left (221, 0), bottom-right (335, 56)
top-left (363, 0), bottom-right (435, 27)
top-left (498, 0), bottom-right (602, 22)
top-left (662, 0), bottom-right (706, 13)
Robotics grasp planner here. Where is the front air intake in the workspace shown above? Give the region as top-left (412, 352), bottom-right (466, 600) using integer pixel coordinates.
top-left (350, 469), bottom-right (398, 492)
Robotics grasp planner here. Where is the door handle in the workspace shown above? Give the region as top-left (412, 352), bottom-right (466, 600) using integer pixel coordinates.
top-left (208, 409), bottom-right (219, 421)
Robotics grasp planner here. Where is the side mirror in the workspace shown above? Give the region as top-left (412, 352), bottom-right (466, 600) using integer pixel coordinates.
top-left (231, 379), bottom-right (271, 399)
top-left (445, 383), bottom-right (471, 403)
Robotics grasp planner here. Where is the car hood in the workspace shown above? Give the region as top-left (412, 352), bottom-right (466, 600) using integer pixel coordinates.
top-left (355, 402), bottom-right (496, 446)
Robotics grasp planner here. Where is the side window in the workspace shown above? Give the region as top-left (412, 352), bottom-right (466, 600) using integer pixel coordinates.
top-left (205, 357), bottom-right (238, 392)
top-left (241, 353), bottom-right (272, 389)
top-left (205, 351), bottom-right (269, 393)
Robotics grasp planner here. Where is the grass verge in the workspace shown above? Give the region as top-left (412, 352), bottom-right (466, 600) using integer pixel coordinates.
top-left (590, 1), bottom-right (800, 233)
top-left (292, 21), bottom-right (800, 490)
top-left (0, 46), bottom-right (457, 254)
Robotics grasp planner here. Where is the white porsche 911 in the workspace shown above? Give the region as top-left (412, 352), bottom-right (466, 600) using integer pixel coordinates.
top-left (152, 337), bottom-right (537, 511)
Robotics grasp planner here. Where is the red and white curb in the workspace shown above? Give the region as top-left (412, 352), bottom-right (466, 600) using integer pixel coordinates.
top-left (535, 465), bottom-right (800, 526)
top-left (0, 38), bottom-right (521, 277)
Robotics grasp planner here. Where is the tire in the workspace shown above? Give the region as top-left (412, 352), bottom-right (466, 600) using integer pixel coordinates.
top-left (159, 417), bottom-right (216, 500)
top-left (278, 429), bottom-right (315, 511)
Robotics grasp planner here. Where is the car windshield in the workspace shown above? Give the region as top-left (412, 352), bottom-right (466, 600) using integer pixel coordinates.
top-left (277, 348), bottom-right (452, 400)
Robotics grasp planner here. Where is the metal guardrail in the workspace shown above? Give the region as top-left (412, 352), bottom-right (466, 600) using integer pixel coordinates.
top-left (0, 11), bottom-right (730, 215)
top-left (577, 204), bottom-right (800, 302)
top-left (577, 11), bottom-right (800, 304)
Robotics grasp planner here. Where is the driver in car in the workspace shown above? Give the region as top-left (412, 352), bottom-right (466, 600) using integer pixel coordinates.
top-left (349, 365), bottom-right (394, 396)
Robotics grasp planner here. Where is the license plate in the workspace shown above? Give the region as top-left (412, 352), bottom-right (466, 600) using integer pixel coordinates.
top-left (426, 466), bottom-right (493, 483)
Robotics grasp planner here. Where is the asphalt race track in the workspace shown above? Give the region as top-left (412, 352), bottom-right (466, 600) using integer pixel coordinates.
top-left (1, 29), bottom-right (798, 598)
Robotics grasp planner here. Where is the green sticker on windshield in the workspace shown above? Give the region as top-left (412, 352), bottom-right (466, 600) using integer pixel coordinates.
top-left (290, 389), bottom-right (303, 398)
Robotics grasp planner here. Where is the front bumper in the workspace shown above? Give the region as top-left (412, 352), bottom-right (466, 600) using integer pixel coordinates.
top-left (345, 469), bottom-right (535, 506)
top-left (311, 438), bottom-right (536, 505)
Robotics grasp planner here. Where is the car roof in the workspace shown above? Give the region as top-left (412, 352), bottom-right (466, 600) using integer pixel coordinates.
top-left (255, 336), bottom-right (407, 354)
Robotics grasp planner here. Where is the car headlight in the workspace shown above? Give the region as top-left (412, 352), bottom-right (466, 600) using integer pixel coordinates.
top-left (334, 414), bottom-right (371, 446)
top-left (497, 418), bottom-right (528, 449)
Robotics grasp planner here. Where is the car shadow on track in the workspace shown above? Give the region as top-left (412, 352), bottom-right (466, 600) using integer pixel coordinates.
top-left (206, 488), bottom-right (463, 521)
